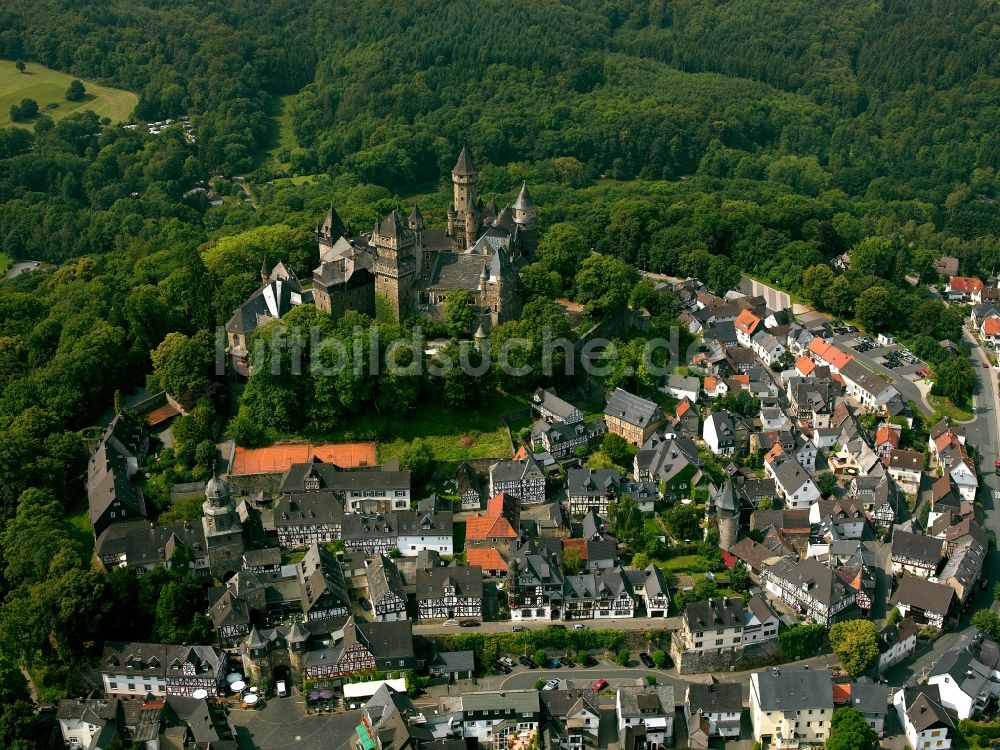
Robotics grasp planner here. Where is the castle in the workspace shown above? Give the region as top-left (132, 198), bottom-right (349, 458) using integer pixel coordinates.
top-left (312, 147), bottom-right (536, 326)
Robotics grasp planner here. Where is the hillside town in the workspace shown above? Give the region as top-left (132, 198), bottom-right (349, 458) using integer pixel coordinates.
top-left (64, 232), bottom-right (1000, 750)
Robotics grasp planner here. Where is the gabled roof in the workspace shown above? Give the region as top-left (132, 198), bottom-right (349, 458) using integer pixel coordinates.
top-left (949, 276), bottom-right (983, 294)
top-left (890, 573), bottom-right (954, 614)
top-left (466, 547), bottom-right (508, 572)
top-left (752, 666), bottom-right (833, 710)
top-left (466, 492), bottom-right (520, 541)
top-left (734, 309), bottom-right (762, 335)
top-left (605, 388), bottom-right (663, 428)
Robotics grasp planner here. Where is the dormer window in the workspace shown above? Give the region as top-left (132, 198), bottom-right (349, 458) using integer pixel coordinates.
top-left (305, 477), bottom-right (320, 491)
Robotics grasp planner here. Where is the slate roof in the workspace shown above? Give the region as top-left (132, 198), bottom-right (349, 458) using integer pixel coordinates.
top-left (532, 387), bottom-right (582, 422)
top-left (428, 252), bottom-right (489, 291)
top-left (891, 530), bottom-right (943, 565)
top-left (297, 542), bottom-right (350, 616)
top-left (890, 574), bottom-right (955, 614)
top-left (683, 597), bottom-right (745, 631)
top-left (279, 460), bottom-right (410, 494)
top-left (416, 566), bottom-right (484, 600)
top-left (274, 491), bottom-right (345, 528)
top-left (687, 680), bottom-right (743, 714)
top-left (753, 667), bottom-right (833, 711)
top-left (452, 147), bottom-right (477, 176)
top-left (225, 267), bottom-right (306, 335)
top-left (368, 554), bottom-right (407, 608)
top-left (101, 642), bottom-right (225, 679)
top-left (617, 686), bottom-right (675, 718)
top-left (764, 557), bottom-right (854, 607)
top-left (901, 685), bottom-right (953, 732)
top-left (605, 388), bottom-right (662, 428)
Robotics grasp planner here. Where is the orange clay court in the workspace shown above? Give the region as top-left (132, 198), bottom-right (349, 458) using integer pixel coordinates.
top-left (230, 442), bottom-right (377, 475)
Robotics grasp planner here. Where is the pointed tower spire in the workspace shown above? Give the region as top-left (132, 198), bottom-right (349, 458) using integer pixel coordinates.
top-left (512, 181), bottom-right (534, 211)
top-left (452, 146), bottom-right (477, 176)
top-left (260, 257), bottom-right (271, 282)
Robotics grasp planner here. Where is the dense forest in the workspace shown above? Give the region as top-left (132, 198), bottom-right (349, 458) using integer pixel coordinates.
top-left (0, 0), bottom-right (997, 743)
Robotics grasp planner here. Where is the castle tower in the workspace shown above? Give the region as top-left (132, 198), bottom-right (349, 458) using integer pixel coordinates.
top-left (202, 475), bottom-right (245, 580)
top-left (491, 248), bottom-right (521, 324)
top-left (371, 209), bottom-right (417, 321)
top-left (316, 203), bottom-right (347, 255)
top-left (714, 478), bottom-right (740, 552)
top-left (512, 181), bottom-right (538, 260)
top-left (287, 622), bottom-right (310, 682)
top-left (260, 257), bottom-right (271, 283)
top-left (242, 627), bottom-right (270, 684)
top-left (449, 147), bottom-right (481, 250)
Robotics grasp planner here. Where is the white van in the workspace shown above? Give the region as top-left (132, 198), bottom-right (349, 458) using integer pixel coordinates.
top-left (276, 680), bottom-right (288, 697)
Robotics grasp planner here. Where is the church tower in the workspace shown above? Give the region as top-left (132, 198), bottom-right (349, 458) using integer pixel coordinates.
top-left (512, 181), bottom-right (538, 260)
top-left (371, 209), bottom-right (417, 321)
top-left (202, 475), bottom-right (245, 580)
top-left (448, 147), bottom-right (481, 250)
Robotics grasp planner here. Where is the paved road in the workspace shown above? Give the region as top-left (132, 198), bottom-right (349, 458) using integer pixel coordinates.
top-left (413, 616), bottom-right (681, 637)
top-left (887, 326), bottom-right (1000, 683)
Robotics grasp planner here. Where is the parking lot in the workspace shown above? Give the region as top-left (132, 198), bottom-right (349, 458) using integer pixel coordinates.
top-left (848, 335), bottom-right (922, 370)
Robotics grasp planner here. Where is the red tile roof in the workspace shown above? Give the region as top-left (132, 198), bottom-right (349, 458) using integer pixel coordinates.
top-left (950, 276), bottom-right (983, 294)
top-left (875, 424), bottom-right (900, 448)
top-left (983, 317), bottom-right (1000, 336)
top-left (734, 309), bottom-right (762, 335)
top-left (795, 356), bottom-right (816, 376)
top-left (465, 492), bottom-right (520, 542)
top-left (466, 547), bottom-right (508, 571)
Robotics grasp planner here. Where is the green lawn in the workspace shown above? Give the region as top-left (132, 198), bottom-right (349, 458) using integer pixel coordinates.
top-left (0, 59), bottom-right (137, 127)
top-left (262, 93), bottom-right (299, 171)
top-left (655, 554), bottom-right (699, 572)
top-left (325, 390), bottom-right (526, 463)
top-left (0, 252), bottom-right (9, 275)
top-left (928, 393), bottom-right (974, 422)
top-left (66, 506), bottom-right (94, 563)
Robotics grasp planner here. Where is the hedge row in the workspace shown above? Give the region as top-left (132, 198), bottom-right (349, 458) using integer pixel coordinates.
top-left (433, 628), bottom-right (629, 671)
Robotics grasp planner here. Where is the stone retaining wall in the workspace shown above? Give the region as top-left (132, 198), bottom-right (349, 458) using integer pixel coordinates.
top-left (672, 637), bottom-right (781, 675)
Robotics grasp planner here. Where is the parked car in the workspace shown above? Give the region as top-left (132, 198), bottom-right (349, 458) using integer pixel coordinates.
top-left (573, 623), bottom-right (587, 630)
top-left (512, 625), bottom-right (527, 632)
top-left (276, 680), bottom-right (288, 698)
top-left (358, 597), bottom-right (371, 611)
top-left (547, 658), bottom-right (562, 669)
top-left (494, 662), bottom-right (511, 674)
top-left (984, 362), bottom-right (990, 368)
top-left (548, 624), bottom-right (567, 630)
top-left (995, 459), bottom-right (1000, 476)
top-left (519, 656), bottom-right (537, 668)
top-left (459, 619), bottom-right (479, 627)
top-left (500, 657), bottom-right (517, 668)
top-left (591, 679), bottom-right (608, 691)
top-left (639, 653), bottom-right (655, 668)
top-left (558, 657), bottom-right (575, 668)
top-left (543, 679), bottom-right (560, 691)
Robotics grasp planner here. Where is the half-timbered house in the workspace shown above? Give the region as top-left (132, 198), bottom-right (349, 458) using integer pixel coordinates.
top-left (416, 566), bottom-right (484, 621)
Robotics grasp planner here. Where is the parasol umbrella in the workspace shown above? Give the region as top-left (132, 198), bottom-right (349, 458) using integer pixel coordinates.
top-left (244, 693), bottom-right (259, 706)
top-left (226, 673), bottom-right (243, 684)
top-left (191, 689), bottom-right (208, 700)
top-left (230, 680), bottom-right (246, 693)
top-left (319, 690), bottom-right (333, 699)
top-left (308, 691), bottom-right (321, 701)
